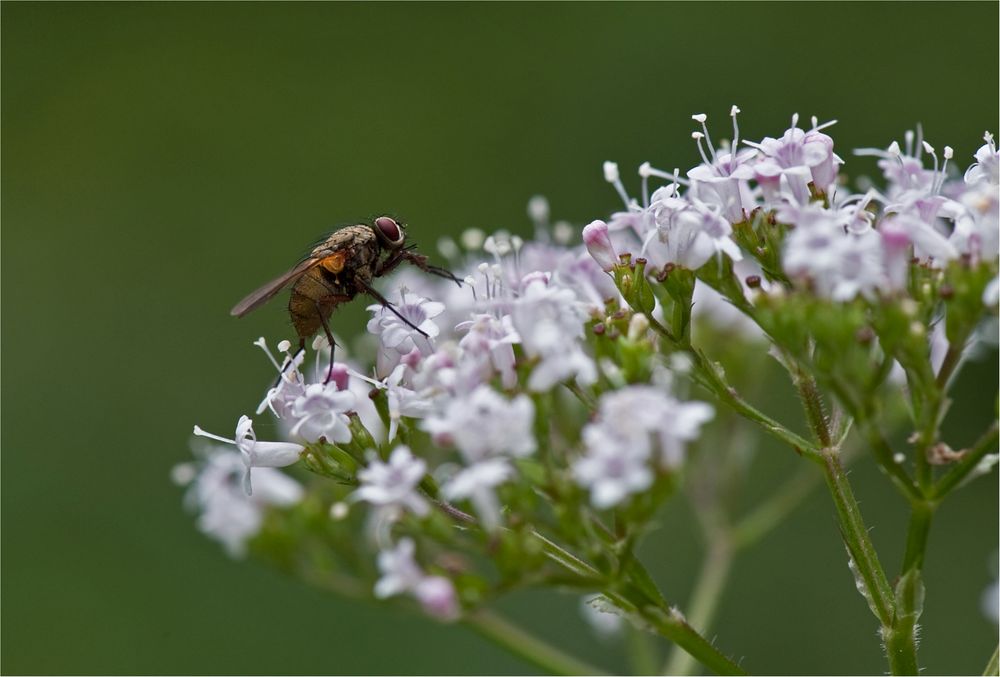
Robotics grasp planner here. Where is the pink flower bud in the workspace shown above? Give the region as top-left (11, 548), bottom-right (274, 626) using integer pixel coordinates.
top-left (415, 576), bottom-right (459, 621)
top-left (583, 220), bottom-right (618, 272)
top-left (327, 363), bottom-right (350, 391)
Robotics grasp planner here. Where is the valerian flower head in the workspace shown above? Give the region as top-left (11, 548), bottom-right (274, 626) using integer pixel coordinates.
top-left (193, 415), bottom-right (303, 495)
top-left (352, 445), bottom-right (430, 519)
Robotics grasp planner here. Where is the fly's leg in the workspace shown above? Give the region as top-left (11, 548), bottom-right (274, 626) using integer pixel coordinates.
top-left (376, 249), bottom-right (462, 286)
top-left (313, 301), bottom-right (340, 383)
top-left (354, 276), bottom-right (430, 338)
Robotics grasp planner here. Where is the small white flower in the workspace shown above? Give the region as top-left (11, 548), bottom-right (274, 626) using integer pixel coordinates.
top-left (176, 448), bottom-right (303, 557)
top-left (374, 537), bottom-right (426, 598)
top-left (984, 277), bottom-right (999, 307)
top-left (456, 314), bottom-right (521, 390)
top-left (745, 114), bottom-right (842, 202)
top-left (573, 426), bottom-right (653, 509)
top-left (352, 446), bottom-right (430, 519)
top-left (511, 276), bottom-right (597, 391)
top-left (374, 538), bottom-right (459, 621)
top-left (193, 416), bottom-right (304, 495)
top-left (289, 382), bottom-right (356, 444)
top-left (965, 131), bottom-right (998, 186)
top-left (442, 457), bottom-right (514, 531)
top-left (421, 386), bottom-right (535, 462)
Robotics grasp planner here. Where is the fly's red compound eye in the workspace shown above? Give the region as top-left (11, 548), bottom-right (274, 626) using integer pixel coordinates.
top-left (374, 216), bottom-right (404, 245)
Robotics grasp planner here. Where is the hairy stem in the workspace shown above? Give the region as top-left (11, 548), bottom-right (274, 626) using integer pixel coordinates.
top-left (820, 450), bottom-right (895, 626)
top-left (661, 538), bottom-right (735, 676)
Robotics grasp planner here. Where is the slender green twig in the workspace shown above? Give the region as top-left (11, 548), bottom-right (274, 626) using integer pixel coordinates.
top-left (632, 604), bottom-right (748, 676)
top-left (931, 421), bottom-right (999, 499)
top-left (661, 538), bottom-right (735, 676)
top-left (983, 643), bottom-right (999, 677)
top-left (531, 531), bottom-right (746, 675)
top-left (900, 500), bottom-right (936, 573)
top-left (465, 609), bottom-right (610, 676)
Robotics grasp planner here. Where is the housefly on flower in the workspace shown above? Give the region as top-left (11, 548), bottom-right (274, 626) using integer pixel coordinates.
top-left (231, 216), bottom-right (460, 379)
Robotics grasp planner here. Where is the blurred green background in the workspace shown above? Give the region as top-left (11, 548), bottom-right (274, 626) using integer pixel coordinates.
top-left (3, 2), bottom-right (997, 675)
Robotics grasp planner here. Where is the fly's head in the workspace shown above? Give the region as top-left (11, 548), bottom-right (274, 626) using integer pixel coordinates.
top-left (372, 216), bottom-right (407, 251)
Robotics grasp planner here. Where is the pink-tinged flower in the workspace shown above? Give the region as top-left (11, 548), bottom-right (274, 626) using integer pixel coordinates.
top-left (783, 214), bottom-right (889, 301)
top-left (193, 415), bottom-right (304, 495)
top-left (175, 448), bottom-right (303, 557)
top-left (686, 108), bottom-right (758, 223)
top-left (573, 386), bottom-right (713, 508)
top-left (414, 576), bottom-right (460, 622)
top-left (367, 290), bottom-right (445, 377)
top-left (421, 385), bottom-right (535, 462)
top-left (745, 114), bottom-right (842, 203)
top-left (582, 220), bottom-right (618, 271)
top-left (352, 446), bottom-right (430, 519)
top-left (289, 382), bottom-right (356, 444)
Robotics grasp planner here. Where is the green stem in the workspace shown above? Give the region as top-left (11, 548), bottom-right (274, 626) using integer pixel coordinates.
top-left (983, 643), bottom-right (999, 677)
top-left (648, 316), bottom-right (819, 459)
top-left (820, 450), bottom-right (895, 626)
top-left (931, 422), bottom-right (1000, 499)
top-left (531, 531), bottom-right (743, 676)
top-left (792, 367), bottom-right (832, 447)
top-left (661, 539), bottom-right (735, 676)
top-left (633, 604), bottom-right (747, 676)
top-left (825, 375), bottom-right (922, 502)
top-left (465, 609), bottom-right (609, 676)
top-left (884, 619), bottom-right (921, 676)
top-left (626, 625), bottom-right (661, 676)
top-left (900, 501), bottom-right (936, 573)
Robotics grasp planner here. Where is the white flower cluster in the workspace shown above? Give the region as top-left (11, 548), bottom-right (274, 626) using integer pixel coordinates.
top-left (179, 109), bottom-right (999, 621)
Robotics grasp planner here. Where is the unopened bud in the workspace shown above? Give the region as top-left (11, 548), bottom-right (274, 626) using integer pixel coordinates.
top-left (627, 313), bottom-right (650, 341)
top-left (582, 220), bottom-right (618, 272)
top-left (415, 576), bottom-right (460, 622)
top-left (327, 363), bottom-right (350, 391)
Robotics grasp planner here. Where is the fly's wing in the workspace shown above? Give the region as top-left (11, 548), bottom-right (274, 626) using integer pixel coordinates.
top-left (230, 257), bottom-right (320, 317)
